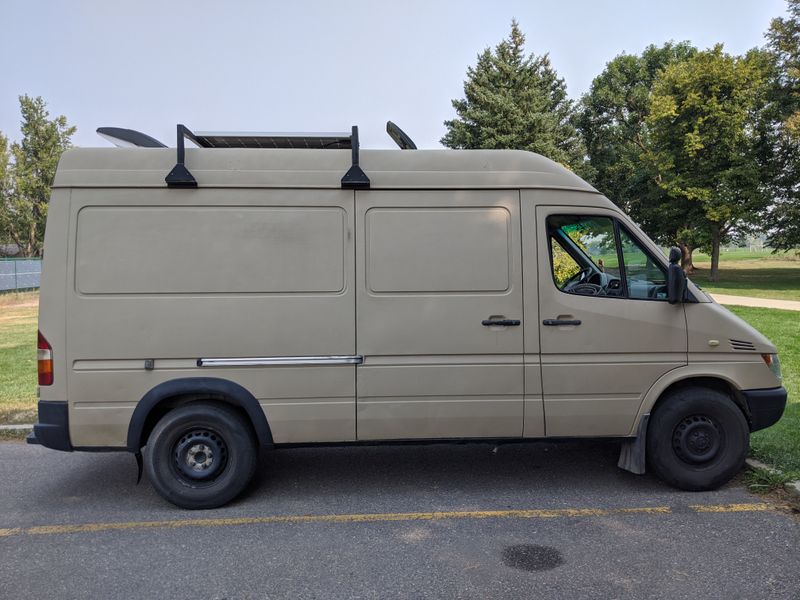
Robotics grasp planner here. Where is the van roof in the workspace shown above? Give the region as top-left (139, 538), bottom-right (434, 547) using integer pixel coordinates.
top-left (53, 147), bottom-right (598, 192)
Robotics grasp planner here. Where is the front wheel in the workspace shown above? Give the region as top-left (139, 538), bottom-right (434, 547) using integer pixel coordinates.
top-left (646, 386), bottom-right (749, 491)
top-left (144, 402), bottom-right (258, 509)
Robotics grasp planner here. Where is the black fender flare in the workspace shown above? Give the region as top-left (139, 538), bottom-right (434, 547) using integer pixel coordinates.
top-left (127, 377), bottom-right (273, 451)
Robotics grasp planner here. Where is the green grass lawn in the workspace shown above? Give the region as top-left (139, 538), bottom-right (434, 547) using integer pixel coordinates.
top-left (728, 306), bottom-right (800, 477)
top-left (694, 248), bottom-right (799, 262)
top-left (0, 292), bottom-right (38, 424)
top-left (688, 248), bottom-right (799, 301)
top-left (689, 260), bottom-right (800, 302)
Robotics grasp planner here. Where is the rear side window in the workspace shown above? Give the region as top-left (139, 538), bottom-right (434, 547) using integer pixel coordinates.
top-left (546, 215), bottom-right (667, 301)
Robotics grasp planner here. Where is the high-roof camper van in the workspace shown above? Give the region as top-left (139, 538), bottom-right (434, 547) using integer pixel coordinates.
top-left (28, 123), bottom-right (786, 508)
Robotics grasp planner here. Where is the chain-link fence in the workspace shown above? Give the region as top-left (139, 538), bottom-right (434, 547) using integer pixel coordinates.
top-left (0, 258), bottom-right (41, 291)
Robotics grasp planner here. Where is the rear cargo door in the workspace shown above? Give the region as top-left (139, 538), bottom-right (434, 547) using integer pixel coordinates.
top-left (355, 190), bottom-right (525, 440)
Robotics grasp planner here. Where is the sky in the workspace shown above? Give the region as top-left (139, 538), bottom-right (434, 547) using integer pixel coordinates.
top-left (0, 0), bottom-right (789, 150)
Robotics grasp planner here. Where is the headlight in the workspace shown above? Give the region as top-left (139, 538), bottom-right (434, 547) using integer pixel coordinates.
top-left (761, 354), bottom-right (782, 380)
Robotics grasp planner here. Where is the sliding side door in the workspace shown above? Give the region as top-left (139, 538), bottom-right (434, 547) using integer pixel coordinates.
top-left (355, 190), bottom-right (525, 440)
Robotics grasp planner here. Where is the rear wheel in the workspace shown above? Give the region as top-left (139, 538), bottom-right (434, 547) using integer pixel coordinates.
top-left (144, 402), bottom-right (257, 509)
top-left (647, 386), bottom-right (749, 491)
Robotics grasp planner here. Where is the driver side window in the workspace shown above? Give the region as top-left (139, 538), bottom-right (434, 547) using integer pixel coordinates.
top-left (547, 215), bottom-right (621, 295)
top-left (546, 214), bottom-right (668, 301)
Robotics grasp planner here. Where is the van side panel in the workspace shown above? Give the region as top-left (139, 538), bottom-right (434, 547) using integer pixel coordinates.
top-left (65, 188), bottom-right (356, 446)
top-left (355, 190), bottom-right (525, 439)
top-left (75, 206), bottom-right (346, 295)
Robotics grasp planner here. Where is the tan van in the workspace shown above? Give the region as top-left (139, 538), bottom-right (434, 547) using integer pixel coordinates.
top-left (28, 123), bottom-right (787, 509)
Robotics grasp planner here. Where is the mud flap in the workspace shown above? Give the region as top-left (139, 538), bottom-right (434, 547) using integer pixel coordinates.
top-left (618, 414), bottom-right (649, 475)
top-left (135, 451), bottom-right (143, 484)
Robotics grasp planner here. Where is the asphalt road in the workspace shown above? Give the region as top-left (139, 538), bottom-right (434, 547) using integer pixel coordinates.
top-left (1, 439), bottom-right (798, 600)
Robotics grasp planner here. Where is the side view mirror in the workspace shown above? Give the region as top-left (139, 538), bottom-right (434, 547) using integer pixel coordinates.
top-left (667, 246), bottom-right (686, 304)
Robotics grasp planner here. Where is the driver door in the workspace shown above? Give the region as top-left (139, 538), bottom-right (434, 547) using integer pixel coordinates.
top-left (535, 204), bottom-right (687, 437)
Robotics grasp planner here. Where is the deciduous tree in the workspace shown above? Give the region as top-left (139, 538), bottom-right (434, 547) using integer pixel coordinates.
top-left (0, 96), bottom-right (75, 256)
top-left (764, 0), bottom-right (800, 251)
top-left (646, 46), bottom-right (772, 281)
top-left (0, 132), bottom-right (9, 202)
top-left (577, 42), bottom-right (702, 270)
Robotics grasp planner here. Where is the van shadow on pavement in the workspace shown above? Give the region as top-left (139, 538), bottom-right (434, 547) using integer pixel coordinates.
top-left (5, 438), bottom-right (751, 523)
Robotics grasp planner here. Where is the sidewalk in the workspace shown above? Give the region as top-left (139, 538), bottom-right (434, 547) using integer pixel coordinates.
top-left (710, 293), bottom-right (800, 312)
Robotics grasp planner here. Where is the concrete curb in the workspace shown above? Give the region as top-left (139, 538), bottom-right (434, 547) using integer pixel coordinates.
top-left (786, 481), bottom-right (800, 498)
top-left (745, 457), bottom-right (800, 499)
top-left (0, 424), bottom-right (33, 431)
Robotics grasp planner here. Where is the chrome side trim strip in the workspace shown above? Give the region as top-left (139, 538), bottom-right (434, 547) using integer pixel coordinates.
top-left (197, 355), bottom-right (363, 367)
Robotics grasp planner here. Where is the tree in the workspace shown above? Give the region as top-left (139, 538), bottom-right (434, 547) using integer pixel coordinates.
top-left (0, 96), bottom-right (75, 256)
top-left (0, 133), bottom-right (12, 251)
top-left (764, 0), bottom-right (800, 251)
top-left (0, 132), bottom-right (9, 204)
top-left (646, 46), bottom-right (772, 281)
top-left (577, 42), bottom-right (702, 270)
top-left (441, 20), bottom-right (589, 176)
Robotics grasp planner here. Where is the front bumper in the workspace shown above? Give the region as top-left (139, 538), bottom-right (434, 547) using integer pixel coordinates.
top-left (26, 401), bottom-right (73, 452)
top-left (743, 387), bottom-right (788, 432)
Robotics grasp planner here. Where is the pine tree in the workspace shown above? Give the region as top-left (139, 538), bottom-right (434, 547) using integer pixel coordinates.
top-left (441, 21), bottom-right (588, 175)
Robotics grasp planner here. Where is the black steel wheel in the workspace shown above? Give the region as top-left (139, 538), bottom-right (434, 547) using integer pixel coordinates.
top-left (145, 402), bottom-right (257, 509)
top-left (647, 386), bottom-right (749, 491)
top-left (672, 415), bottom-right (722, 465)
top-left (172, 428), bottom-right (229, 484)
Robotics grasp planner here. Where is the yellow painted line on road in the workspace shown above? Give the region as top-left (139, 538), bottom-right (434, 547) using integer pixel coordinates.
top-left (0, 528), bottom-right (22, 537)
top-left (690, 502), bottom-right (772, 513)
top-left (0, 503), bottom-right (772, 538)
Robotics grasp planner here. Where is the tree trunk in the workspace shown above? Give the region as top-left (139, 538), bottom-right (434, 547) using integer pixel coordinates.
top-left (709, 227), bottom-right (721, 283)
top-left (679, 242), bottom-right (695, 273)
top-left (28, 221), bottom-right (37, 258)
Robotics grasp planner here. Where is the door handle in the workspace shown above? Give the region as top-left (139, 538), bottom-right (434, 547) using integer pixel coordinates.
top-left (482, 319), bottom-right (521, 327)
top-left (542, 319), bottom-right (582, 326)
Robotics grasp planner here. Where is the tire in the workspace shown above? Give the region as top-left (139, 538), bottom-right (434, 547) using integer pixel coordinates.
top-left (646, 386), bottom-right (749, 491)
top-left (144, 402), bottom-right (258, 509)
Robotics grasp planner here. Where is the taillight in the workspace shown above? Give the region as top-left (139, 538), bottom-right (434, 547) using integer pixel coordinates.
top-left (37, 330), bottom-right (53, 386)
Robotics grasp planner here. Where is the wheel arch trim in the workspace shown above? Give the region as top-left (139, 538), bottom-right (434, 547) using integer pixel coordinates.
top-left (630, 367), bottom-right (746, 436)
top-left (127, 377), bottom-right (273, 451)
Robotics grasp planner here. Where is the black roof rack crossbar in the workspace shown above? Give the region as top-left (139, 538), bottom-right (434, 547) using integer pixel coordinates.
top-left (97, 127), bottom-right (166, 148)
top-left (165, 124), bottom-right (200, 188)
top-left (386, 121), bottom-right (417, 150)
top-left (340, 126), bottom-right (370, 189)
top-left (165, 124), bottom-right (370, 189)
